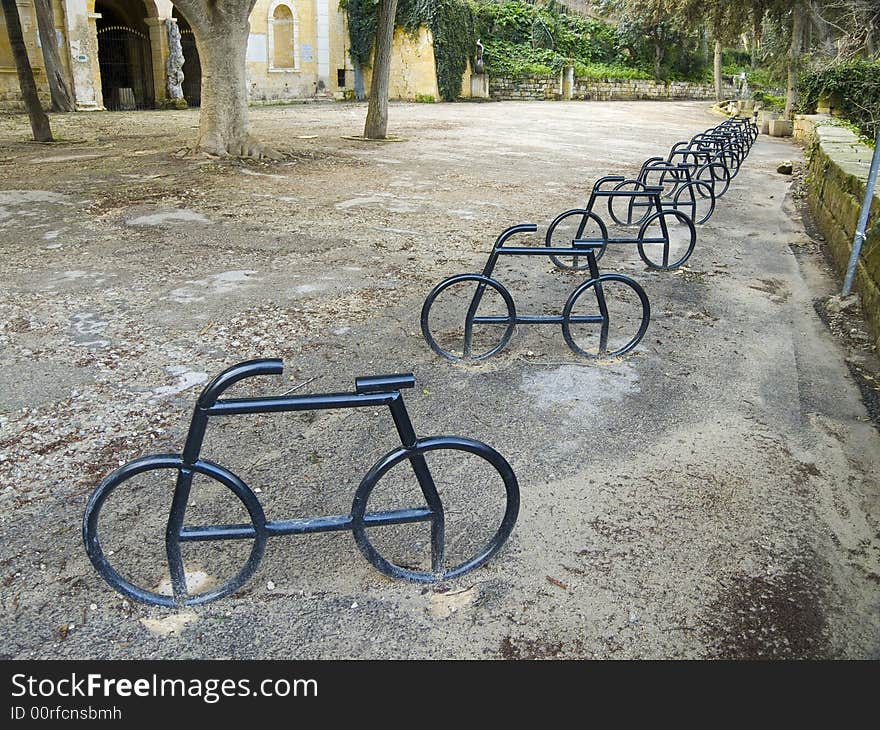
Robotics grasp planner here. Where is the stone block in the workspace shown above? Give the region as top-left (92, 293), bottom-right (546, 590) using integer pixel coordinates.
top-left (769, 119), bottom-right (793, 137)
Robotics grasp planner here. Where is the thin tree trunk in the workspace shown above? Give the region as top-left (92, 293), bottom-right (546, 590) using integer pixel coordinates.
top-left (653, 41), bottom-right (662, 79)
top-left (785, 3), bottom-right (806, 120)
top-left (364, 0), bottom-right (398, 139)
top-left (752, 14), bottom-right (762, 68)
top-left (33, 0), bottom-right (74, 111)
top-left (1, 0), bottom-right (52, 141)
top-left (714, 39), bottom-right (722, 101)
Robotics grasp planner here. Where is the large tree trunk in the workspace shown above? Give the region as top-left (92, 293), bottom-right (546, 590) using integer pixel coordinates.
top-left (1, 0), bottom-right (52, 141)
top-left (364, 0), bottom-right (398, 140)
top-left (34, 0), bottom-right (74, 111)
top-left (192, 19), bottom-right (253, 155)
top-left (713, 38), bottom-right (722, 101)
top-left (171, 0), bottom-right (279, 158)
top-left (785, 3), bottom-right (806, 120)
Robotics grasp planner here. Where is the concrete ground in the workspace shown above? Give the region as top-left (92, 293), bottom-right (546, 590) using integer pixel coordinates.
top-left (0, 100), bottom-right (878, 659)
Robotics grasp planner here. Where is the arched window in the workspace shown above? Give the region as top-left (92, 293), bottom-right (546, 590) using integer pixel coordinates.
top-left (268, 2), bottom-right (298, 71)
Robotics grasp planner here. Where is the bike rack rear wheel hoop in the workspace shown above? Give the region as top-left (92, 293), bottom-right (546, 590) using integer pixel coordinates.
top-left (82, 455), bottom-right (267, 607)
top-left (420, 274), bottom-right (516, 362)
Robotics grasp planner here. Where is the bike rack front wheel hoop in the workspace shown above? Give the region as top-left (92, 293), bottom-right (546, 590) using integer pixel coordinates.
top-left (672, 180), bottom-right (716, 226)
top-left (561, 274), bottom-right (651, 358)
top-left (544, 209), bottom-right (609, 269)
top-left (350, 436), bottom-right (520, 582)
top-left (636, 209), bottom-right (697, 270)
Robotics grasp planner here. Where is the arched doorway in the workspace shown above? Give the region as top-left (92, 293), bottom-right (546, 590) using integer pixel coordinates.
top-left (95, 0), bottom-right (155, 109)
top-left (173, 8), bottom-right (201, 107)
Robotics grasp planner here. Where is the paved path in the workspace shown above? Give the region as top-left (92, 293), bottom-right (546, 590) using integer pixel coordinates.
top-left (0, 101), bottom-right (877, 658)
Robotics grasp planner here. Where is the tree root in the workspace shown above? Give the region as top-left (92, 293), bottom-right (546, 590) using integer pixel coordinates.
top-left (184, 136), bottom-right (284, 161)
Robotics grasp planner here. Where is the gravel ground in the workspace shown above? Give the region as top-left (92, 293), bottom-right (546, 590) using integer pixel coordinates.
top-left (0, 100), bottom-right (878, 659)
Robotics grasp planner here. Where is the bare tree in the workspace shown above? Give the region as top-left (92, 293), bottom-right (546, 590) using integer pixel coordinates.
top-left (364, 0), bottom-right (398, 140)
top-left (1, 0), bottom-right (52, 141)
top-left (34, 0), bottom-right (74, 111)
top-left (171, 0), bottom-right (280, 158)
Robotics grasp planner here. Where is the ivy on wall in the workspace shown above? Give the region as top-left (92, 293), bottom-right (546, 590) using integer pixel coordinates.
top-left (340, 0), bottom-right (476, 102)
top-left (799, 60), bottom-right (880, 141)
top-left (340, 0), bottom-right (378, 69)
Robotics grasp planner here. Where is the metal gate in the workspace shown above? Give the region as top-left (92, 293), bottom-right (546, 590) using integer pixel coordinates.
top-left (96, 26), bottom-right (155, 110)
top-left (179, 29), bottom-right (201, 107)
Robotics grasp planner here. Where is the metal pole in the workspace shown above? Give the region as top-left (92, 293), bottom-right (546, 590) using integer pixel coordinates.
top-left (843, 126), bottom-right (880, 296)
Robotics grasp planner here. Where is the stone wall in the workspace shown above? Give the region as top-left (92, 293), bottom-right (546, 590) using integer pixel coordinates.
top-left (363, 26), bottom-right (439, 101)
top-left (800, 115), bottom-right (880, 348)
top-left (489, 74), bottom-right (735, 101)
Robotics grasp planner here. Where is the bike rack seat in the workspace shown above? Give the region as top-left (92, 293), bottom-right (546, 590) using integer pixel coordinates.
top-left (355, 373), bottom-right (416, 394)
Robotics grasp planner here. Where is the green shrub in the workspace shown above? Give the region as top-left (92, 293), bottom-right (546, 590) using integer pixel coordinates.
top-left (473, 0), bottom-right (632, 79)
top-left (799, 60), bottom-right (880, 139)
top-left (753, 91), bottom-right (785, 112)
top-left (573, 63), bottom-right (652, 80)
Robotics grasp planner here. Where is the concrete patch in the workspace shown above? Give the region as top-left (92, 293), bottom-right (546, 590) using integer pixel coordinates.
top-left (151, 365), bottom-right (209, 400)
top-left (240, 168), bottom-right (287, 180)
top-left (520, 363), bottom-right (639, 416)
top-left (30, 154), bottom-right (108, 164)
top-left (0, 359), bottom-right (94, 412)
top-left (127, 209), bottom-right (213, 226)
top-left (166, 270), bottom-right (260, 303)
top-left (49, 270), bottom-right (111, 289)
top-left (334, 193), bottom-right (424, 213)
top-left (428, 586), bottom-right (477, 618)
top-left (70, 312), bottom-right (110, 348)
top-left (0, 190), bottom-right (73, 206)
top-left (140, 612), bottom-right (199, 638)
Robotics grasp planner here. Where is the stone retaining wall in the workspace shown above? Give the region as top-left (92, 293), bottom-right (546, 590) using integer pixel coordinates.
top-left (489, 75), bottom-right (735, 101)
top-left (799, 114), bottom-right (880, 347)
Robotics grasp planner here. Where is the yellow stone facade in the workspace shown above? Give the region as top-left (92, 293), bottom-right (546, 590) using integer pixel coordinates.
top-left (0, 0), bottom-right (462, 110)
top-left (363, 27), bottom-right (438, 101)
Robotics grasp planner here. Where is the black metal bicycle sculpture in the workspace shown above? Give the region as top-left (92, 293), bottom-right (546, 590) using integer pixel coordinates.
top-left (545, 176), bottom-right (697, 270)
top-left (83, 359), bottom-right (520, 607)
top-left (421, 224), bottom-right (650, 362)
top-left (542, 116), bottom-right (758, 272)
top-left (605, 159), bottom-right (717, 227)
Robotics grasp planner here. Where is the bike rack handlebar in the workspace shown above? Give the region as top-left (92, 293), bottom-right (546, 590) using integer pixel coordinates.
top-left (593, 175), bottom-right (626, 190)
top-left (355, 373), bottom-right (416, 394)
top-left (198, 358), bottom-right (284, 407)
top-left (493, 223), bottom-right (538, 249)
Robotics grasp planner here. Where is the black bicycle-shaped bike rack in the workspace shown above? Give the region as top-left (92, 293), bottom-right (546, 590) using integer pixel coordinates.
top-left (83, 359), bottom-right (520, 607)
top-left (421, 224), bottom-right (650, 362)
top-left (606, 159), bottom-right (717, 227)
top-left (541, 117), bottom-right (758, 273)
top-left (665, 116), bottom-right (759, 199)
top-left (545, 176), bottom-right (698, 270)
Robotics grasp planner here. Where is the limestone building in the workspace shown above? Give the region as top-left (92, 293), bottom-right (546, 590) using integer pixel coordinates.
top-left (0, 0), bottom-right (356, 110)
